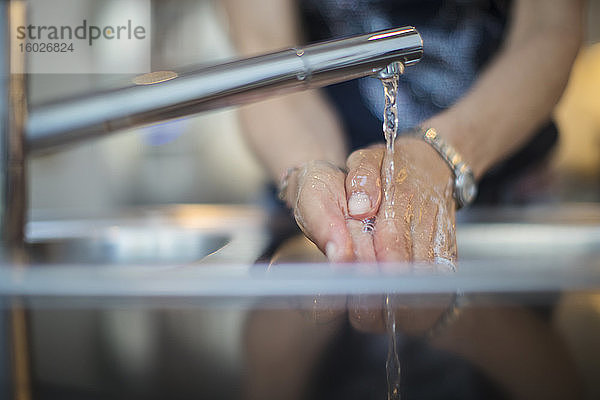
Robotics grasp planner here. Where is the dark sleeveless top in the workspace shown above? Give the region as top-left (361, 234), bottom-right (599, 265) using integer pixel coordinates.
top-left (298, 0), bottom-right (558, 204)
top-left (263, 6), bottom-right (557, 396)
top-left (299, 0), bottom-right (511, 149)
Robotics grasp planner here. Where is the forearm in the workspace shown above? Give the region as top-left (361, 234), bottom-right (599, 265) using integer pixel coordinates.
top-left (223, 0), bottom-right (348, 182)
top-left (239, 91), bottom-right (348, 183)
top-left (425, 0), bottom-right (584, 179)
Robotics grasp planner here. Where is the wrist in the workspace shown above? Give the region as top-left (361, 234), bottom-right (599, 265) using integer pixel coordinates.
top-left (403, 127), bottom-right (478, 209)
top-left (421, 116), bottom-right (486, 180)
top-left (394, 137), bottom-right (453, 186)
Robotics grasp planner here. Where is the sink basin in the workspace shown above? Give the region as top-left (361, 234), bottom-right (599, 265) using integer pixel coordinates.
top-left (457, 223), bottom-right (600, 261)
top-left (2, 204), bottom-right (599, 400)
top-left (0, 203), bottom-right (596, 298)
top-left (25, 230), bottom-right (229, 265)
top-left (22, 204), bottom-right (269, 266)
top-left (456, 204), bottom-right (600, 262)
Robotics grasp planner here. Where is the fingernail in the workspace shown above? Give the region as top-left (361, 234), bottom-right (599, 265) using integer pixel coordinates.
top-left (348, 192), bottom-right (371, 216)
top-left (325, 242), bottom-right (339, 262)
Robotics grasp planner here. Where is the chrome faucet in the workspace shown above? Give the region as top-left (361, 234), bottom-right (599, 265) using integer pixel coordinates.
top-left (3, 22), bottom-right (423, 248)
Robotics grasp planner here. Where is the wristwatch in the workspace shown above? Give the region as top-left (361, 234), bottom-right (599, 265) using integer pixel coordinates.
top-left (410, 127), bottom-right (477, 209)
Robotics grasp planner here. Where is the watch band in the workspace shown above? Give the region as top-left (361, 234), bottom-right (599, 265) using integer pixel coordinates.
top-left (408, 127), bottom-right (477, 209)
top-left (419, 127), bottom-right (470, 176)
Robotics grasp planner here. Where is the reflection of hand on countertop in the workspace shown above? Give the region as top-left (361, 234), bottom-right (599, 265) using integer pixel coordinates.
top-left (268, 234), bottom-right (454, 334)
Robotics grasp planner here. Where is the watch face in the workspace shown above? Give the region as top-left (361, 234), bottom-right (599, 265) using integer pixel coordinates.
top-left (455, 171), bottom-right (477, 207)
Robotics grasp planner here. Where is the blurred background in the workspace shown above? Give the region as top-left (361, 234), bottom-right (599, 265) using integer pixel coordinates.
top-left (27, 0), bottom-right (600, 217)
top-left (27, 0), bottom-right (267, 218)
top-left (17, 1), bottom-right (600, 399)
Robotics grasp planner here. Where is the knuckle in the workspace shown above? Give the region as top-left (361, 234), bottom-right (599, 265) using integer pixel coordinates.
top-left (356, 160), bottom-right (380, 177)
top-left (347, 148), bottom-right (382, 169)
top-left (347, 149), bottom-right (368, 166)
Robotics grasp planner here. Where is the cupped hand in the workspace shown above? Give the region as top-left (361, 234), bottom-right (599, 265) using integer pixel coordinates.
top-left (281, 139), bottom-right (459, 333)
top-left (283, 158), bottom-right (384, 264)
top-left (281, 160), bottom-right (355, 263)
top-left (344, 137), bottom-right (459, 333)
top-left (344, 137), bottom-right (458, 264)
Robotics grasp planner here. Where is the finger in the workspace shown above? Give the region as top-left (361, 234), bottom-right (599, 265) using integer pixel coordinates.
top-left (293, 163), bottom-right (354, 263)
top-left (410, 199), bottom-right (437, 263)
top-left (298, 294), bottom-right (347, 325)
top-left (347, 294), bottom-right (386, 333)
top-left (412, 200), bottom-right (457, 270)
top-left (346, 219), bottom-right (376, 262)
top-left (345, 147), bottom-right (384, 219)
top-left (373, 213), bottom-right (412, 263)
top-left (389, 294), bottom-right (455, 337)
top-left (432, 203), bottom-right (458, 268)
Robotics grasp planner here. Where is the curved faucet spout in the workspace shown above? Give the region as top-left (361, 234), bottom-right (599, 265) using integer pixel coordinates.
top-left (26, 26), bottom-right (423, 154)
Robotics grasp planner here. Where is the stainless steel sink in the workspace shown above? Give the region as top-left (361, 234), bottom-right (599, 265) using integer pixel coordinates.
top-left (25, 231), bottom-right (229, 265)
top-left (457, 204), bottom-right (600, 262)
top-left (2, 204), bottom-right (600, 400)
top-left (22, 204), bottom-right (269, 266)
top-left (457, 223), bottom-right (600, 261)
top-left (0, 203), bottom-right (596, 300)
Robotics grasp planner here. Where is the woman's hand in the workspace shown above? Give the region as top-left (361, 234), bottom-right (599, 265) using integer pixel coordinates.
top-left (344, 137), bottom-right (459, 333)
top-left (282, 136), bottom-right (458, 267)
top-left (281, 160), bottom-right (356, 263)
top-left (345, 137), bottom-right (458, 264)
top-left (282, 158), bottom-right (390, 264)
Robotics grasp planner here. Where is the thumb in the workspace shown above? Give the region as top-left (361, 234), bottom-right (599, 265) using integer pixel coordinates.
top-left (292, 161), bottom-right (354, 263)
top-left (345, 146), bottom-right (384, 219)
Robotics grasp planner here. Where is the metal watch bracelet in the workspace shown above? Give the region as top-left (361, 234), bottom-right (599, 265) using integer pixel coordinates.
top-left (407, 127), bottom-right (478, 209)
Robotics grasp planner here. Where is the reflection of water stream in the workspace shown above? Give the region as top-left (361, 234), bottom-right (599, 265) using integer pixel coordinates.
top-left (385, 295), bottom-right (402, 400)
